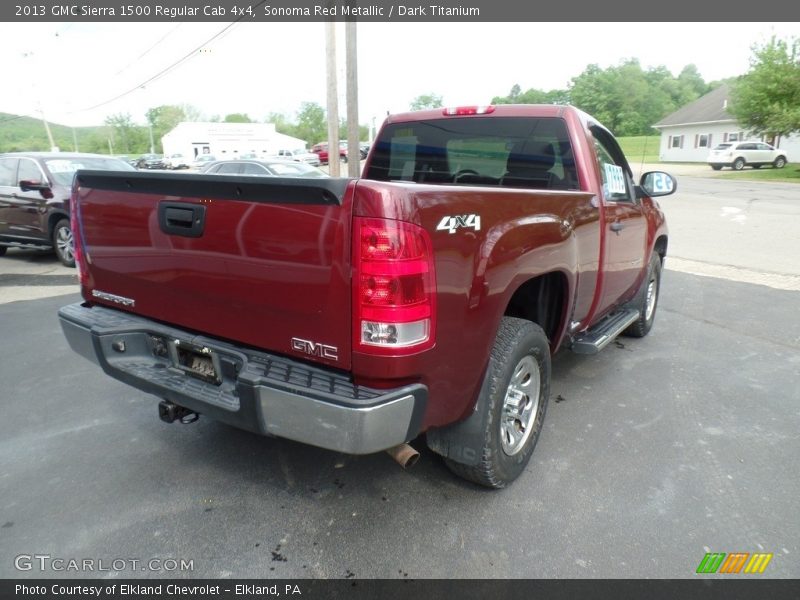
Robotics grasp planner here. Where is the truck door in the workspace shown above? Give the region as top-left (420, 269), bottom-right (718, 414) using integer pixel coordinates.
top-left (591, 127), bottom-right (648, 314)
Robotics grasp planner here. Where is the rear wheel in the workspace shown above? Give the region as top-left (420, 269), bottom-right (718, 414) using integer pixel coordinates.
top-left (774, 156), bottom-right (787, 169)
top-left (444, 317), bottom-right (550, 488)
top-left (732, 157), bottom-right (746, 171)
top-left (52, 219), bottom-right (75, 267)
top-left (711, 165), bottom-right (723, 171)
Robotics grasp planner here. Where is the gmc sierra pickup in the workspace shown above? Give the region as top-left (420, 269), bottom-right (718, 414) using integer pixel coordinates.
top-left (59, 105), bottom-right (675, 488)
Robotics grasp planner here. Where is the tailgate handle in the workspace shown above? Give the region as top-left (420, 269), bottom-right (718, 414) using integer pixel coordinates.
top-left (158, 202), bottom-right (206, 238)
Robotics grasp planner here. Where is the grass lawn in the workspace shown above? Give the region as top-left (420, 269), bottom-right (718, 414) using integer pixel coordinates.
top-left (714, 164), bottom-right (800, 183)
top-left (618, 136), bottom-right (661, 164)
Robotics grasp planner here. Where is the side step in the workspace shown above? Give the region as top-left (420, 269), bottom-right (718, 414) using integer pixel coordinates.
top-left (0, 241), bottom-right (51, 250)
top-left (570, 308), bottom-right (640, 355)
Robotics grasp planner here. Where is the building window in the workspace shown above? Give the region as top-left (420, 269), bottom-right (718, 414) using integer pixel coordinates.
top-left (670, 135), bottom-right (683, 149)
top-left (725, 131), bottom-right (743, 142)
top-left (697, 134), bottom-right (710, 148)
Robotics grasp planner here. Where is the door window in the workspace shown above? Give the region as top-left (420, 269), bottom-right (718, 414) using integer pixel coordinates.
top-left (591, 129), bottom-right (632, 202)
top-left (18, 158), bottom-right (46, 184)
top-left (0, 158), bottom-right (18, 187)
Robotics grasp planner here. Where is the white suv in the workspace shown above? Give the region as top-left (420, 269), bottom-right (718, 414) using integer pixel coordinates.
top-left (707, 141), bottom-right (787, 171)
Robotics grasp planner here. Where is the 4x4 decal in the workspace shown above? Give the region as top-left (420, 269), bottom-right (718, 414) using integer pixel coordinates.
top-left (436, 214), bottom-right (481, 234)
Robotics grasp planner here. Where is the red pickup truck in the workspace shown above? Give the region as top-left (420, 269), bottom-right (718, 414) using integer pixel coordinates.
top-left (59, 105), bottom-right (674, 488)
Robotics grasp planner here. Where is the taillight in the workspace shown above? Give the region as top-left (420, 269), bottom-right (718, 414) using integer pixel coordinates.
top-left (353, 217), bottom-right (436, 355)
top-left (70, 187), bottom-right (88, 288)
top-left (443, 105), bottom-right (495, 116)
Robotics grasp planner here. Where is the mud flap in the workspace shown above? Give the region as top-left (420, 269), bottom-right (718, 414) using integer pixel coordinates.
top-left (425, 358), bottom-right (494, 467)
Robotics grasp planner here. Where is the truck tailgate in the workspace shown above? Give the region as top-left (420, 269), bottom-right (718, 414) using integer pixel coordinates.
top-left (74, 171), bottom-right (353, 370)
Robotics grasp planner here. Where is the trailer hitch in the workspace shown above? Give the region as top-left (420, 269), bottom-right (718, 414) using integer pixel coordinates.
top-left (158, 400), bottom-right (200, 424)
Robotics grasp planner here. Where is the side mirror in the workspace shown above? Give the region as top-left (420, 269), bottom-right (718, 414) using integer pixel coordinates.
top-left (19, 180), bottom-right (53, 199)
top-left (637, 171), bottom-right (676, 198)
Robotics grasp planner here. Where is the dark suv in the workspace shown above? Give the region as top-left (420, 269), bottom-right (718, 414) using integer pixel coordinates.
top-left (0, 152), bottom-right (134, 266)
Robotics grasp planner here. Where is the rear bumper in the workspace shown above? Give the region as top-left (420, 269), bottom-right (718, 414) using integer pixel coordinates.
top-left (59, 302), bottom-right (427, 455)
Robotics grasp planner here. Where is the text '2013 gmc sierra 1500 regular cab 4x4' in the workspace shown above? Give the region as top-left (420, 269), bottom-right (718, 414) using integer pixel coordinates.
top-left (59, 104), bottom-right (675, 488)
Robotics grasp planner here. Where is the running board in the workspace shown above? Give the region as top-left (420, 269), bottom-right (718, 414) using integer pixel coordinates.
top-left (0, 241), bottom-right (50, 250)
top-left (570, 308), bottom-right (640, 355)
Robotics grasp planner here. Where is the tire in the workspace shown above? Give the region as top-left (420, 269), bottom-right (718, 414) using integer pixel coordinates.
top-left (752, 164), bottom-right (762, 169)
top-left (0, 246), bottom-right (6, 256)
top-left (711, 165), bottom-right (722, 171)
top-left (732, 157), bottom-right (745, 171)
top-left (52, 218), bottom-right (75, 267)
top-left (774, 156), bottom-right (787, 169)
top-left (444, 317), bottom-right (550, 488)
top-left (623, 252), bottom-right (662, 338)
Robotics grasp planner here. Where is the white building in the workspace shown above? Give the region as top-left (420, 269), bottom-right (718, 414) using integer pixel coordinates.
top-left (653, 84), bottom-right (800, 162)
top-left (161, 122), bottom-right (308, 159)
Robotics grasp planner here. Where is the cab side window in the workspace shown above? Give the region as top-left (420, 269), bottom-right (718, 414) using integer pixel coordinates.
top-left (593, 139), bottom-right (630, 202)
top-left (18, 158), bottom-right (45, 184)
top-left (590, 125), bottom-right (634, 203)
top-left (0, 158), bottom-right (18, 187)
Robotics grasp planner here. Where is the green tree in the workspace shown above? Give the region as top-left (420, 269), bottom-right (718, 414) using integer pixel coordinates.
top-left (294, 102), bottom-right (327, 145)
top-left (409, 93), bottom-right (443, 111)
top-left (731, 36), bottom-right (800, 138)
top-left (145, 104), bottom-right (201, 152)
top-left (569, 59), bottom-right (681, 136)
top-left (223, 113), bottom-right (253, 123)
top-left (104, 113), bottom-right (147, 154)
top-left (492, 85), bottom-right (569, 105)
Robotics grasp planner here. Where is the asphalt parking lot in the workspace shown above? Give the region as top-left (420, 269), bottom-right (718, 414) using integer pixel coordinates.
top-left (0, 176), bottom-right (798, 579)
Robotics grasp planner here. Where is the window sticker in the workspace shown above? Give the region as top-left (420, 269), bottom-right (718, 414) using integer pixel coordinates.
top-left (604, 163), bottom-right (626, 195)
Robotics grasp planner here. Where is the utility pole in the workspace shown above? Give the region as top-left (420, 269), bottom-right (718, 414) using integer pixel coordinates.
top-left (148, 123), bottom-right (155, 154)
top-left (345, 21), bottom-right (359, 177)
top-left (324, 21), bottom-right (340, 177)
top-left (72, 127), bottom-right (78, 152)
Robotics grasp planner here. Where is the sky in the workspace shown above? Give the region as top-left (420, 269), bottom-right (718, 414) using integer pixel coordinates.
top-left (1, 21), bottom-right (798, 130)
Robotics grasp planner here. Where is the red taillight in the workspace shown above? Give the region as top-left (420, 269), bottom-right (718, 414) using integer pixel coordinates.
top-left (443, 105), bottom-right (495, 116)
top-left (353, 217), bottom-right (436, 355)
top-left (70, 187), bottom-right (88, 288)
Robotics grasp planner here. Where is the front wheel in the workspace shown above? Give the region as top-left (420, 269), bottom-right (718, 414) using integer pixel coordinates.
top-left (623, 252), bottom-right (662, 338)
top-left (444, 317), bottom-right (550, 488)
top-left (774, 156), bottom-right (787, 169)
top-left (52, 218), bottom-right (75, 267)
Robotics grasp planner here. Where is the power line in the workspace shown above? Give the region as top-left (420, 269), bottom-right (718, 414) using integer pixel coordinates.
top-left (71, 1), bottom-right (267, 115)
top-left (112, 23), bottom-right (184, 78)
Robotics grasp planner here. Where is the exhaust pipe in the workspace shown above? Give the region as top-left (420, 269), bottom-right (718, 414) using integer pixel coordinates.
top-left (158, 400), bottom-right (199, 424)
top-left (386, 443), bottom-right (420, 469)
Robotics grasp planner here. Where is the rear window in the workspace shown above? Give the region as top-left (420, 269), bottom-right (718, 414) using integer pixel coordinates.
top-left (365, 116), bottom-right (578, 190)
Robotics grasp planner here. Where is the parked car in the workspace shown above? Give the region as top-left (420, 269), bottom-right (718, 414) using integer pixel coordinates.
top-left (707, 141), bottom-right (787, 170)
top-left (310, 142), bottom-right (347, 165)
top-left (136, 153), bottom-right (165, 169)
top-left (191, 154), bottom-right (217, 169)
top-left (0, 152), bottom-right (134, 266)
top-left (200, 159), bottom-right (328, 178)
top-left (163, 153), bottom-right (191, 170)
top-left (275, 148), bottom-right (321, 166)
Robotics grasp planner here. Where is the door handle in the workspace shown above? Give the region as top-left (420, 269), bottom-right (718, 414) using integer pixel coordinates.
top-left (610, 221), bottom-right (624, 233)
top-left (158, 202), bottom-right (206, 238)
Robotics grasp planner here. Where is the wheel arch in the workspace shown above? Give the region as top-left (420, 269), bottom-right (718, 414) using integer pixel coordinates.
top-left (502, 270), bottom-right (569, 350)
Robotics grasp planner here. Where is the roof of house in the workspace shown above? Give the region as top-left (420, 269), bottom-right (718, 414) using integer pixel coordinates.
top-left (654, 84), bottom-right (735, 128)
